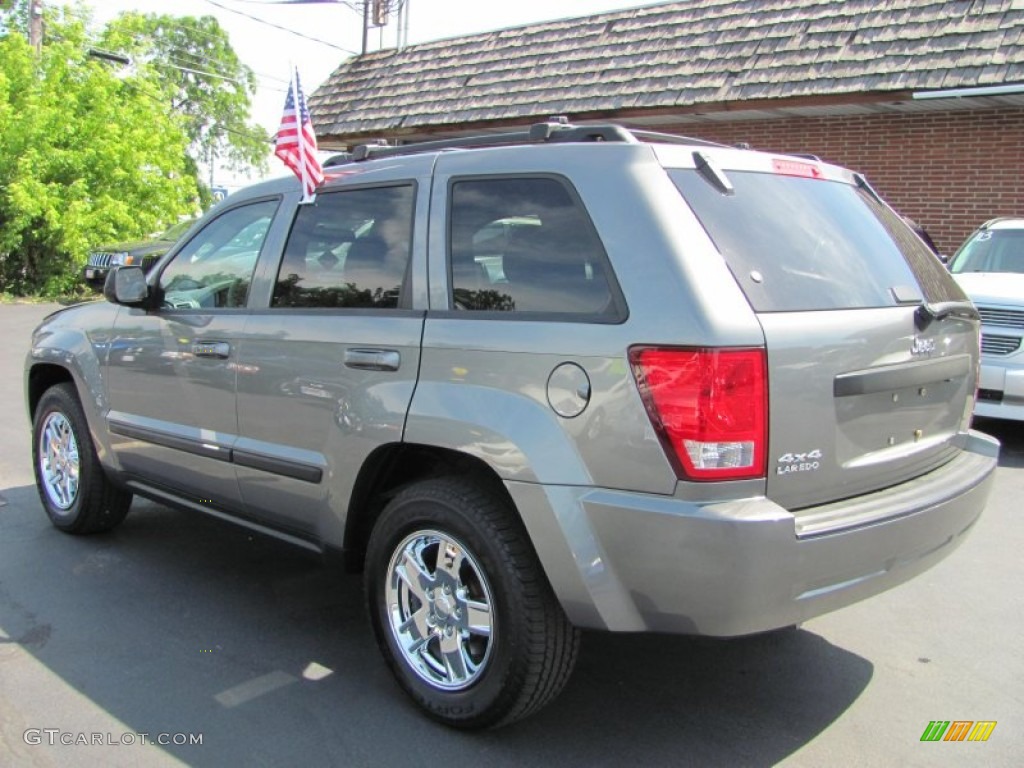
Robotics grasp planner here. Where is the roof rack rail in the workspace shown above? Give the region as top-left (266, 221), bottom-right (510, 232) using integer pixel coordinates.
top-left (343, 119), bottom-right (725, 163)
top-left (628, 129), bottom-right (727, 149)
top-left (348, 120), bottom-right (639, 162)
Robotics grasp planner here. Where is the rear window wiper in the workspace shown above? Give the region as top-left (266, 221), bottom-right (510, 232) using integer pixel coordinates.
top-left (915, 300), bottom-right (979, 331)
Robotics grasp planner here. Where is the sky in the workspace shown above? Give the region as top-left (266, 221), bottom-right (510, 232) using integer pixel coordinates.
top-left (85, 0), bottom-right (662, 187)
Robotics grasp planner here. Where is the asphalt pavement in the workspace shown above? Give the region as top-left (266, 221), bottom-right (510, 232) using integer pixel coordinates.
top-left (1, 301), bottom-right (1021, 767)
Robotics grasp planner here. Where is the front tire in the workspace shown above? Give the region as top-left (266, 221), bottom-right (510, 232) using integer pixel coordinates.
top-left (365, 477), bottom-right (579, 729)
top-left (32, 383), bottom-right (132, 534)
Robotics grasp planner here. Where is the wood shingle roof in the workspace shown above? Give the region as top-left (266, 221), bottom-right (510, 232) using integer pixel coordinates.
top-left (309, 0), bottom-right (1024, 144)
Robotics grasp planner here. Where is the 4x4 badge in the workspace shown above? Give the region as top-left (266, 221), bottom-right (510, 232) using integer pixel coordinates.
top-left (776, 449), bottom-right (823, 475)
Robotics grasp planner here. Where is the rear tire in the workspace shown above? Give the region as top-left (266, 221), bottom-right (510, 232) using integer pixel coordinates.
top-left (32, 383), bottom-right (132, 534)
top-left (365, 477), bottom-right (579, 729)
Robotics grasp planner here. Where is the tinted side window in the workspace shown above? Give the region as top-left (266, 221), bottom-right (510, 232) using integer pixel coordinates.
top-left (670, 169), bottom-right (964, 312)
top-left (272, 185), bottom-right (414, 309)
top-left (449, 177), bottom-right (616, 317)
top-left (160, 200), bottom-right (278, 309)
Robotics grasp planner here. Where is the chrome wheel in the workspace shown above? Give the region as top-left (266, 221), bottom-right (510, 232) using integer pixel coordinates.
top-left (38, 411), bottom-right (79, 511)
top-left (367, 478), bottom-right (579, 728)
top-left (32, 384), bottom-right (132, 534)
top-left (385, 529), bottom-right (494, 691)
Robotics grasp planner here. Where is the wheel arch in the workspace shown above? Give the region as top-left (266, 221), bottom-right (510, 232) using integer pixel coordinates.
top-left (26, 363), bottom-right (75, 420)
top-left (343, 443), bottom-right (513, 572)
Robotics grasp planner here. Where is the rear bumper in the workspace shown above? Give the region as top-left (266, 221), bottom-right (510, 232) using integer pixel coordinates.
top-left (510, 430), bottom-right (999, 636)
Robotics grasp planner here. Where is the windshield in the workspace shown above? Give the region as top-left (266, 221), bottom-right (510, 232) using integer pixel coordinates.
top-left (669, 168), bottom-right (963, 312)
top-left (160, 219), bottom-right (195, 242)
top-left (949, 228), bottom-right (1024, 274)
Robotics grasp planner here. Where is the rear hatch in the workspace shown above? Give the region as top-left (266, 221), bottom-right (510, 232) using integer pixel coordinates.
top-left (662, 149), bottom-right (979, 515)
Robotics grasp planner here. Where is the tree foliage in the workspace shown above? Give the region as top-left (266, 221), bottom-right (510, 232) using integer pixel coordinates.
top-left (99, 12), bottom-right (269, 181)
top-left (0, 4), bottom-right (198, 295)
top-left (0, 2), bottom-right (271, 296)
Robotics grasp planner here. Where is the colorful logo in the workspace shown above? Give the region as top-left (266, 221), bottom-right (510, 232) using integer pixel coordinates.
top-left (921, 721), bottom-right (997, 742)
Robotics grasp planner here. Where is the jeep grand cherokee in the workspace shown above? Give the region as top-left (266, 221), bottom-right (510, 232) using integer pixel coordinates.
top-left (26, 121), bottom-right (998, 729)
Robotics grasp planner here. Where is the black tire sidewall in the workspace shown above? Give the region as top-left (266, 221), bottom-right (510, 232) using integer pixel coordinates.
top-left (366, 484), bottom-right (527, 728)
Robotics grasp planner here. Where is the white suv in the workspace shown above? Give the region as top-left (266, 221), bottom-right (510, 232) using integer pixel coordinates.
top-left (949, 217), bottom-right (1024, 421)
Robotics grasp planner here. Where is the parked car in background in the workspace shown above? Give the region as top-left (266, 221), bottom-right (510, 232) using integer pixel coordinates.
top-left (82, 218), bottom-right (196, 289)
top-left (949, 217), bottom-right (1024, 421)
top-left (28, 121), bottom-right (999, 729)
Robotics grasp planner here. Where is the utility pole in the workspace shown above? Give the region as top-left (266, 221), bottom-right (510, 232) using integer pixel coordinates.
top-left (28, 0), bottom-right (43, 55)
top-left (393, 0), bottom-right (407, 50)
top-left (361, 0), bottom-right (369, 55)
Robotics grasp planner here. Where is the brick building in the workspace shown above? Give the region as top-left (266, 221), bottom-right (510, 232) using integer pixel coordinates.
top-left (310, 0), bottom-right (1024, 254)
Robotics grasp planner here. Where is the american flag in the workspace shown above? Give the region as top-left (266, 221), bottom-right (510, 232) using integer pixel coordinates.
top-left (275, 69), bottom-right (324, 203)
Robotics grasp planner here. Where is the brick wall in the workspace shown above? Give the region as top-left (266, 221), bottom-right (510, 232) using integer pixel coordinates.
top-left (652, 108), bottom-right (1024, 256)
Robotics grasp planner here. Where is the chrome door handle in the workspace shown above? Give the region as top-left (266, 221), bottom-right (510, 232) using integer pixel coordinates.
top-left (344, 348), bottom-right (400, 371)
top-left (192, 341), bottom-right (231, 359)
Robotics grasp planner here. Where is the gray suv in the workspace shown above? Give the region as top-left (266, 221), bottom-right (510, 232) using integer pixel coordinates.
top-left (25, 121), bottom-right (999, 729)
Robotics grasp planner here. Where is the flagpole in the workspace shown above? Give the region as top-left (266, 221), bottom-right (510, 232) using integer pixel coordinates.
top-left (291, 66), bottom-right (311, 203)
top-left (276, 65), bottom-right (323, 206)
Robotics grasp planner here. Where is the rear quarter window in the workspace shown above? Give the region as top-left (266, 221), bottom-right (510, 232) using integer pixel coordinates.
top-left (670, 168), bottom-right (963, 312)
top-left (448, 176), bottom-right (623, 320)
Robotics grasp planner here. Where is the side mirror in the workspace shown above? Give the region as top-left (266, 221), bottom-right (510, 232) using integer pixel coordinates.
top-left (103, 266), bottom-right (151, 307)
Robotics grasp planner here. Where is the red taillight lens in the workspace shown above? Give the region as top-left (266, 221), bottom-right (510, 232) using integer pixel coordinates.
top-left (629, 347), bottom-right (768, 481)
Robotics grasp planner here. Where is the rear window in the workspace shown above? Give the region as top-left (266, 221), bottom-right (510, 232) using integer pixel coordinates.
top-left (670, 168), bottom-right (962, 312)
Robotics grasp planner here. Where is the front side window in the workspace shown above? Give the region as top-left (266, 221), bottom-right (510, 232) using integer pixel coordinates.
top-left (272, 185), bottom-right (415, 309)
top-left (449, 177), bottom-right (618, 317)
top-left (159, 199), bottom-right (278, 309)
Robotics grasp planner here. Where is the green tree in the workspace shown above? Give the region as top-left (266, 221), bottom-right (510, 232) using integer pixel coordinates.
top-left (99, 11), bottom-right (269, 189)
top-left (0, 4), bottom-right (198, 295)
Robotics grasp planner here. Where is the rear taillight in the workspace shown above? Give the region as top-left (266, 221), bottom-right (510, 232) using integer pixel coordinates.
top-left (629, 347), bottom-right (768, 481)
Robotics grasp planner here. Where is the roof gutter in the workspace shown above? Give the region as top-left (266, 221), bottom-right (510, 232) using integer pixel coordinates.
top-left (912, 82), bottom-right (1024, 99)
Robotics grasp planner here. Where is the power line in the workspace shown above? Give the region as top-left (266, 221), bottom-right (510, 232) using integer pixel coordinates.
top-left (165, 50), bottom-right (291, 87)
top-left (86, 33), bottom-right (291, 98)
top-left (92, 3), bottom-right (361, 83)
top-left (161, 52), bottom-right (289, 92)
top-left (150, 59), bottom-right (246, 86)
top-left (202, 0), bottom-right (359, 54)
top-left (87, 29), bottom-right (292, 94)
top-left (85, 50), bottom-right (274, 144)
top-left (216, 0), bottom-right (366, 16)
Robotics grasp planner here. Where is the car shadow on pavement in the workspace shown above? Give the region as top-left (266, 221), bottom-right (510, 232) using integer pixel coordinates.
top-left (0, 487), bottom-right (872, 768)
top-left (972, 416), bottom-right (1024, 468)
